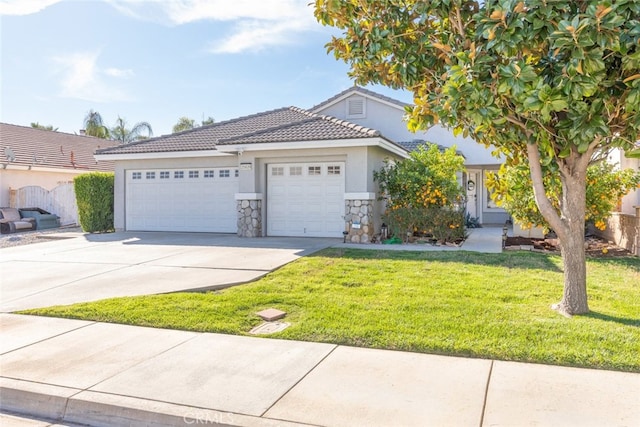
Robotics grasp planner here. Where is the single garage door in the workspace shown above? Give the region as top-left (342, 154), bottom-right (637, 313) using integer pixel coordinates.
top-left (126, 167), bottom-right (238, 232)
top-left (267, 162), bottom-right (345, 237)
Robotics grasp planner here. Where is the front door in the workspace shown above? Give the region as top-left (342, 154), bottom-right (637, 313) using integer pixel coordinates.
top-left (466, 170), bottom-right (480, 222)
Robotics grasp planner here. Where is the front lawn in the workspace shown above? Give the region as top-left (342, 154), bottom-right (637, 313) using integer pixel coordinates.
top-left (21, 249), bottom-right (640, 372)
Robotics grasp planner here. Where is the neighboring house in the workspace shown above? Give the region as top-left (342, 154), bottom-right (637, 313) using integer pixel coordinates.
top-left (0, 123), bottom-right (117, 224)
top-left (608, 148), bottom-right (640, 215)
top-left (94, 88), bottom-right (507, 242)
top-left (311, 87), bottom-right (509, 225)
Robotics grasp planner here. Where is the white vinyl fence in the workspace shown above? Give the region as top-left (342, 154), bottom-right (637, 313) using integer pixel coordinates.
top-left (9, 184), bottom-right (78, 226)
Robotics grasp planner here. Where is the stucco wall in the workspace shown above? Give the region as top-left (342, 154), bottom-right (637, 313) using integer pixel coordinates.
top-left (0, 168), bottom-right (82, 207)
top-left (608, 149), bottom-right (640, 215)
top-left (315, 93), bottom-right (503, 166)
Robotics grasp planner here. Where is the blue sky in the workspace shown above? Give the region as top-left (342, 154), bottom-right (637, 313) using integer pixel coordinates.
top-left (0, 0), bottom-right (412, 137)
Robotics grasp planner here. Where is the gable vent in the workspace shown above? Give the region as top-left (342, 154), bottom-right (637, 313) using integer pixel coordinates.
top-left (347, 97), bottom-right (366, 118)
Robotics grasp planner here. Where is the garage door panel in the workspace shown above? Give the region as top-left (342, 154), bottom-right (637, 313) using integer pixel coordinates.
top-left (126, 168), bottom-right (238, 233)
top-left (267, 162), bottom-right (345, 238)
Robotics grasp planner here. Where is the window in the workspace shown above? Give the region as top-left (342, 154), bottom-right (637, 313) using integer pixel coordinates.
top-left (174, 171), bottom-right (184, 179)
top-left (290, 166), bottom-right (302, 176)
top-left (204, 170), bottom-right (215, 178)
top-left (146, 172), bottom-right (155, 179)
top-left (189, 170), bottom-right (199, 178)
top-left (132, 172), bottom-right (142, 180)
top-left (308, 166), bottom-right (321, 176)
top-left (219, 169), bottom-right (230, 178)
top-left (328, 165), bottom-right (341, 175)
top-left (235, 169), bottom-right (239, 178)
top-left (160, 171), bottom-right (170, 179)
top-left (271, 167), bottom-right (284, 176)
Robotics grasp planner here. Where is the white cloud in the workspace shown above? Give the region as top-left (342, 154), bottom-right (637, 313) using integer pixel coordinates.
top-left (0, 0), bottom-right (62, 15)
top-left (104, 67), bottom-right (135, 78)
top-left (208, 19), bottom-right (309, 54)
top-left (105, 0), bottom-right (319, 53)
top-left (52, 51), bottom-right (133, 102)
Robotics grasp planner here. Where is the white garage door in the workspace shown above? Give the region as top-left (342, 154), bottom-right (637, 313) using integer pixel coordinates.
top-left (126, 167), bottom-right (238, 232)
top-left (267, 162), bottom-right (345, 237)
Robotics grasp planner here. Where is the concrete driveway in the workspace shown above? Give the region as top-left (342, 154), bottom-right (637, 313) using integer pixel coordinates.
top-left (0, 232), bottom-right (337, 312)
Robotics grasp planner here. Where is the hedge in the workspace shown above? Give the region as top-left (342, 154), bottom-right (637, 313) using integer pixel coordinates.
top-left (74, 172), bottom-right (114, 233)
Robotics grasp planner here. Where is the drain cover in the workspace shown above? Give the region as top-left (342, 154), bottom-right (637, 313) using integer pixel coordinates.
top-left (249, 322), bottom-right (290, 335)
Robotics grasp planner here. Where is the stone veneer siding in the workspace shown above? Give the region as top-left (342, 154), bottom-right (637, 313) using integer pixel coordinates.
top-left (237, 199), bottom-right (262, 237)
top-left (345, 199), bottom-right (374, 243)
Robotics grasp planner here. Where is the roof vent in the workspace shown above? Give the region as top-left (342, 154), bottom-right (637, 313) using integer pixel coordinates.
top-left (347, 97), bottom-right (366, 119)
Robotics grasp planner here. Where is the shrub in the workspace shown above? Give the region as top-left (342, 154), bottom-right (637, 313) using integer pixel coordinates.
top-left (486, 161), bottom-right (640, 233)
top-left (375, 143), bottom-right (466, 243)
top-left (74, 172), bottom-right (115, 233)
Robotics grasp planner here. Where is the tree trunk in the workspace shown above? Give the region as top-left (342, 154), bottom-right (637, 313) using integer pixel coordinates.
top-left (554, 172), bottom-right (590, 316)
top-left (526, 144), bottom-right (590, 316)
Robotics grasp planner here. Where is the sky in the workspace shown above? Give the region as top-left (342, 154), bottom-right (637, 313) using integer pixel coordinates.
top-left (0, 0), bottom-right (412, 137)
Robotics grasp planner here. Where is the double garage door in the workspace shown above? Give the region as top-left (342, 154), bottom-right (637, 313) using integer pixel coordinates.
top-left (125, 162), bottom-right (345, 237)
top-left (126, 167), bottom-right (239, 232)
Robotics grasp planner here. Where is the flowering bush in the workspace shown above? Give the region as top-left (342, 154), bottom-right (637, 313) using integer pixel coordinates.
top-left (374, 143), bottom-right (466, 242)
top-left (486, 160), bottom-right (640, 232)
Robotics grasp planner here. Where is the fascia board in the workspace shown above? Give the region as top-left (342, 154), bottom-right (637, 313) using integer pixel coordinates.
top-left (94, 150), bottom-right (231, 161)
top-left (218, 138), bottom-right (409, 158)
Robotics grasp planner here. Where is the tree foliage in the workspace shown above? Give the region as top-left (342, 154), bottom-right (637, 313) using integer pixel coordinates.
top-left (374, 144), bottom-right (466, 242)
top-left (172, 116), bottom-right (215, 133)
top-left (111, 116), bottom-right (153, 144)
top-left (30, 122), bottom-right (57, 131)
top-left (83, 110), bottom-right (110, 139)
top-left (487, 160), bottom-right (640, 232)
top-left (173, 116), bottom-right (196, 133)
top-left (315, 0), bottom-right (640, 315)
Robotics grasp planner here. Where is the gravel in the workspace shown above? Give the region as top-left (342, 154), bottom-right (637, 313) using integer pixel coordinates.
top-left (0, 226), bottom-right (84, 249)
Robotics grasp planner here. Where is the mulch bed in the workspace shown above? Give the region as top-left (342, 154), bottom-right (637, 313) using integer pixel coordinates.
top-left (505, 235), bottom-right (632, 258)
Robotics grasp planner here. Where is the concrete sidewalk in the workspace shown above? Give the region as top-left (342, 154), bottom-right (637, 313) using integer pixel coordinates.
top-left (1, 314), bottom-right (638, 427)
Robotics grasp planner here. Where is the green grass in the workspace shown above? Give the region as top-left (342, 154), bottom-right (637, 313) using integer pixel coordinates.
top-left (21, 249), bottom-right (640, 372)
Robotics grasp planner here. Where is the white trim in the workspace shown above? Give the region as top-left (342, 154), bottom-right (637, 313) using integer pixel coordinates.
top-left (95, 138), bottom-right (409, 162)
top-left (234, 193), bottom-right (263, 200)
top-left (94, 150), bottom-right (232, 161)
top-left (344, 192), bottom-right (376, 200)
top-left (218, 138), bottom-right (409, 158)
top-left (0, 164), bottom-right (104, 174)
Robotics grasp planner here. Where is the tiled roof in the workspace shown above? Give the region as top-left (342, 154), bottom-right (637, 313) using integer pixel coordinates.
top-left (96, 107), bottom-right (383, 155)
top-left (1, 123), bottom-right (117, 171)
top-left (311, 86), bottom-right (409, 112)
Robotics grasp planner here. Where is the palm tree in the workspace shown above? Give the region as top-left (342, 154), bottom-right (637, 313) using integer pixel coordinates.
top-left (83, 110), bottom-right (110, 139)
top-left (172, 117), bottom-right (196, 133)
top-left (30, 122), bottom-right (58, 131)
top-left (111, 116), bottom-right (153, 144)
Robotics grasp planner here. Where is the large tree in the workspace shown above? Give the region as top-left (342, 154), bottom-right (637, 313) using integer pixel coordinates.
top-left (110, 116), bottom-right (153, 144)
top-left (315, 0), bottom-right (640, 315)
top-left (83, 110), bottom-right (110, 139)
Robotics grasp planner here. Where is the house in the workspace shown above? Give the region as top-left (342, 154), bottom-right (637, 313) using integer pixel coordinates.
top-left (311, 87), bottom-right (509, 225)
top-left (0, 123), bottom-right (118, 224)
top-left (95, 88), bottom-right (507, 242)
